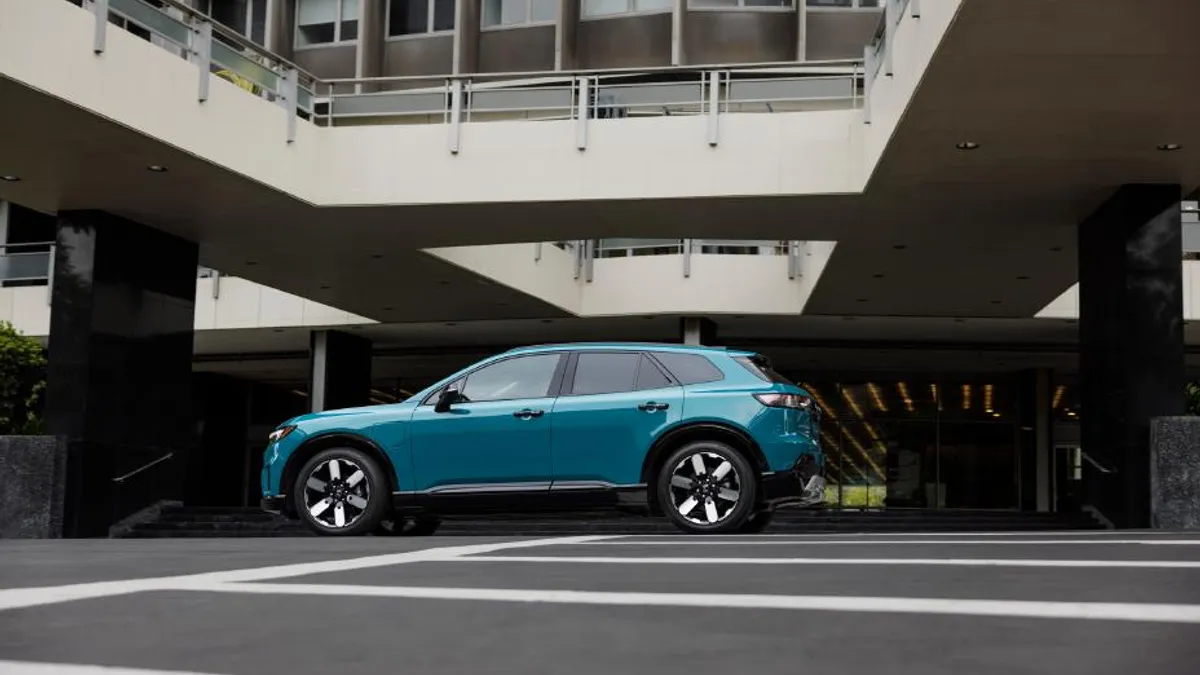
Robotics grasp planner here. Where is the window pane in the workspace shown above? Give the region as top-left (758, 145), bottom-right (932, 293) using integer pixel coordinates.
top-left (582, 0), bottom-right (630, 17)
top-left (690, 0), bottom-right (738, 7)
top-left (212, 0), bottom-right (248, 34)
top-left (460, 355), bottom-right (561, 402)
top-left (389, 0), bottom-right (429, 35)
top-left (297, 0), bottom-right (337, 45)
top-left (632, 0), bottom-right (672, 11)
top-left (483, 0), bottom-right (527, 26)
top-left (808, 0), bottom-right (853, 6)
top-left (250, 0), bottom-right (267, 43)
top-left (650, 353), bottom-right (723, 385)
top-left (433, 0), bottom-right (456, 30)
top-left (635, 356), bottom-right (673, 391)
top-left (744, 0), bottom-right (793, 7)
top-left (531, 0), bottom-right (558, 21)
top-left (571, 353), bottom-right (640, 396)
top-left (340, 0), bottom-right (358, 39)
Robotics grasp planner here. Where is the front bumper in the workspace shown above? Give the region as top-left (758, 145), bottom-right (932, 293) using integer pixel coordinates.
top-left (261, 495), bottom-right (286, 514)
top-left (761, 454), bottom-right (825, 509)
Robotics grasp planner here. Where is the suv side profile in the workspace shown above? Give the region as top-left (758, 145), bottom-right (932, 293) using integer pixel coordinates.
top-left (261, 343), bottom-right (824, 535)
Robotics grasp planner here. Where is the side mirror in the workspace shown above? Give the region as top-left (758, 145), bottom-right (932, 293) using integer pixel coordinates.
top-left (434, 389), bottom-right (460, 413)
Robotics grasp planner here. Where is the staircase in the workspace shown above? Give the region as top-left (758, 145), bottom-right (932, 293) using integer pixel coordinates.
top-left (116, 505), bottom-right (1106, 538)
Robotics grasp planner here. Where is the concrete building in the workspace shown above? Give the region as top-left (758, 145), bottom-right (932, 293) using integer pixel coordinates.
top-left (0, 0), bottom-right (1197, 535)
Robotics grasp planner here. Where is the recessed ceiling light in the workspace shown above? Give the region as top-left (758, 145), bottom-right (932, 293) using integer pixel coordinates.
top-left (444, 322), bottom-right (457, 327)
top-left (856, 298), bottom-right (868, 303)
top-left (146, 165), bottom-right (168, 172)
top-left (383, 306), bottom-right (394, 311)
top-left (541, 319), bottom-right (554, 324)
top-left (872, 273), bottom-right (885, 279)
top-left (842, 316), bottom-right (856, 321)
top-left (1049, 247), bottom-right (1063, 252)
top-left (892, 244), bottom-right (907, 250)
top-left (955, 141), bottom-right (980, 150)
top-left (1157, 143), bottom-right (1182, 152)
top-left (954, 318), bottom-right (967, 323)
top-left (371, 254), bottom-right (384, 260)
top-left (246, 261), bottom-right (258, 266)
top-left (273, 328), bottom-right (284, 333)
top-left (1016, 275), bottom-right (1030, 280)
top-left (319, 285), bottom-right (331, 290)
top-left (0, 175), bottom-right (19, 182)
top-left (990, 300), bottom-right (1002, 305)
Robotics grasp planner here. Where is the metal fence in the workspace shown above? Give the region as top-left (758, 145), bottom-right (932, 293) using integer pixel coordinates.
top-left (549, 239), bottom-right (805, 283)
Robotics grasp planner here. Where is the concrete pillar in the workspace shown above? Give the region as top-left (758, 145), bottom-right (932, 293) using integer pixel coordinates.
top-left (309, 329), bottom-right (372, 412)
top-left (1017, 368), bottom-right (1052, 512)
top-left (670, 0), bottom-right (685, 65)
top-left (680, 317), bottom-right (716, 346)
top-left (356, 0), bottom-right (386, 91)
top-left (45, 211), bottom-right (199, 537)
top-left (556, 0), bottom-right (579, 70)
top-left (1078, 184), bottom-right (1184, 528)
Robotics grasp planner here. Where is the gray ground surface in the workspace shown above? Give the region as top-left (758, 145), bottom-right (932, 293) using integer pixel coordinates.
top-left (1, 532), bottom-right (1198, 675)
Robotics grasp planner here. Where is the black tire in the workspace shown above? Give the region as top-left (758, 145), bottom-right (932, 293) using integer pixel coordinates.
top-left (656, 440), bottom-right (757, 534)
top-left (375, 516), bottom-right (442, 537)
top-left (739, 510), bottom-right (774, 534)
top-left (293, 447), bottom-right (390, 536)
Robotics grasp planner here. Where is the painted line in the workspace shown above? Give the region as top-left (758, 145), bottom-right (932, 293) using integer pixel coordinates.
top-left (573, 539), bottom-right (1200, 546)
top-left (452, 555), bottom-right (1200, 569)
top-left (181, 581), bottom-right (1200, 624)
top-left (618, 530), bottom-right (1178, 538)
top-left (0, 660), bottom-right (229, 675)
top-left (0, 536), bottom-right (617, 613)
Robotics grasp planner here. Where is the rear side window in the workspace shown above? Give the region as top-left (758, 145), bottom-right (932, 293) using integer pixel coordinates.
top-left (635, 355), bottom-right (673, 390)
top-left (571, 352), bottom-right (641, 395)
top-left (651, 352), bottom-right (724, 385)
top-left (734, 355), bottom-right (795, 385)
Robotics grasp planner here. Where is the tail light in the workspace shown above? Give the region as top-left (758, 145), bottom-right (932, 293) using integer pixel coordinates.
top-left (754, 393), bottom-right (813, 410)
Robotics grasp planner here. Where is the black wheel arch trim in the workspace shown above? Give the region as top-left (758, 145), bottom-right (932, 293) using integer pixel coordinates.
top-left (279, 431), bottom-right (399, 515)
top-left (640, 421), bottom-right (769, 486)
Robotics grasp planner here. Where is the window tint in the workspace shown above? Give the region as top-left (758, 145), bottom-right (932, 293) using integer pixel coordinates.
top-left (571, 353), bottom-right (640, 396)
top-left (651, 352), bottom-right (724, 385)
top-left (459, 354), bottom-right (561, 402)
top-left (635, 355), bottom-right (673, 390)
top-left (734, 355), bottom-right (795, 385)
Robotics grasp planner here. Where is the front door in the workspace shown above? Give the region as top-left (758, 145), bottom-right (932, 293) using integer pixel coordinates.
top-left (409, 353), bottom-right (565, 497)
top-left (550, 351), bottom-right (683, 491)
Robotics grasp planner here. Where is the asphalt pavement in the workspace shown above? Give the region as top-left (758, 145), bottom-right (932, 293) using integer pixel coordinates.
top-left (1, 531), bottom-right (1199, 675)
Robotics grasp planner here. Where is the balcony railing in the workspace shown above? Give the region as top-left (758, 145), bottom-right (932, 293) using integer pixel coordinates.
top-left (65, 0), bottom-right (874, 148)
top-left (552, 239), bottom-right (805, 282)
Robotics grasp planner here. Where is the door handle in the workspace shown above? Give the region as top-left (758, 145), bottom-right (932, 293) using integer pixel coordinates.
top-left (513, 409), bottom-right (545, 419)
top-left (638, 402), bottom-right (669, 412)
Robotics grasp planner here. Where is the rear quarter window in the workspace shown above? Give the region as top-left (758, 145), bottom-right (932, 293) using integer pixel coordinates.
top-left (650, 352), bottom-right (724, 385)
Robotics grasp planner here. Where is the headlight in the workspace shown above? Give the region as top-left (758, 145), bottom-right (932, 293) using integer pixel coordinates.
top-left (268, 425), bottom-right (296, 444)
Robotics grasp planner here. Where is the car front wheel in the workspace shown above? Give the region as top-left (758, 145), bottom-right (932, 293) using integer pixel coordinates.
top-left (656, 440), bottom-right (757, 534)
top-left (294, 447), bottom-right (389, 536)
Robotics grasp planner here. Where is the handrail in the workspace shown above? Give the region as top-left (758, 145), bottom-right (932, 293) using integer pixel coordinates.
top-left (317, 58), bottom-right (865, 88)
top-left (149, 0), bottom-right (319, 86)
top-left (112, 451), bottom-right (174, 483)
top-left (1082, 451), bottom-right (1115, 475)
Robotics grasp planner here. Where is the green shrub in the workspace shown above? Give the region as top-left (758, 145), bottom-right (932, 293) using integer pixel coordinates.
top-left (0, 321), bottom-right (46, 434)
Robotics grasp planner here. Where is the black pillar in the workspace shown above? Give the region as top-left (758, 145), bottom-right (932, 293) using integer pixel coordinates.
top-left (309, 330), bottom-right (372, 412)
top-left (45, 211), bottom-right (199, 537)
top-left (1078, 184), bottom-right (1184, 528)
top-left (1016, 369), bottom-right (1052, 512)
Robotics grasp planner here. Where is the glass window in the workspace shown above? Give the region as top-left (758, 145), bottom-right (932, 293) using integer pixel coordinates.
top-left (297, 0), bottom-right (357, 46)
top-left (635, 356), bottom-right (673, 390)
top-left (651, 352), bottom-right (724, 385)
top-left (484, 0), bottom-right (527, 26)
top-left (571, 353), bottom-right (641, 396)
top-left (389, 0), bottom-right (456, 36)
top-left (250, 0), bottom-right (267, 43)
top-left (807, 0), bottom-right (878, 6)
top-left (459, 355), bottom-right (561, 402)
top-left (531, 0), bottom-right (558, 21)
top-left (582, 0), bottom-right (672, 17)
top-left (691, 0), bottom-right (793, 7)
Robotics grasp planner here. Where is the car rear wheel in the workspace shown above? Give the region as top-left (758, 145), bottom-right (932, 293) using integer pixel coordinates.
top-left (294, 448), bottom-right (389, 536)
top-left (656, 440), bottom-right (757, 534)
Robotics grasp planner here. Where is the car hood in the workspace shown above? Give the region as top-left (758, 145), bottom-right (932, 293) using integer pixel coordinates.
top-left (283, 404), bottom-right (390, 427)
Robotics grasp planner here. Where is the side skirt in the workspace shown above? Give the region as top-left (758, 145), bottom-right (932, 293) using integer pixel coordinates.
top-left (390, 482), bottom-right (650, 517)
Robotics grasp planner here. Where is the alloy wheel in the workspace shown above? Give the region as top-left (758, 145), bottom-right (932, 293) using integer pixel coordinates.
top-left (302, 457), bottom-right (371, 529)
top-left (667, 451), bottom-right (742, 525)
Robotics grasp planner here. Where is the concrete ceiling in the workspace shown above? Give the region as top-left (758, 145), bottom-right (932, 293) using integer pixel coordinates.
top-left (1, 0), bottom-right (1198, 322)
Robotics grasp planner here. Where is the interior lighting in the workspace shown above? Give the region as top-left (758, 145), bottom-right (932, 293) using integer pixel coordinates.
top-left (984, 383), bottom-right (994, 413)
top-left (896, 382), bottom-right (914, 412)
top-left (146, 165), bottom-right (168, 172)
top-left (1157, 143), bottom-right (1182, 152)
top-left (0, 175), bottom-right (19, 182)
top-left (961, 384), bottom-right (971, 410)
top-left (1052, 385), bottom-right (1065, 409)
top-left (956, 141), bottom-right (980, 150)
top-left (867, 383), bottom-right (889, 412)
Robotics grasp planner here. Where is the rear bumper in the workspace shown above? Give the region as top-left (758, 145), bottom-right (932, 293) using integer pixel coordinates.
top-left (761, 454), bottom-right (825, 509)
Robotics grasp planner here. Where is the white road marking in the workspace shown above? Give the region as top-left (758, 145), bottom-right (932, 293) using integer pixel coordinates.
top-left (0, 660), bottom-right (229, 675)
top-left (181, 581), bottom-right (1200, 624)
top-left (452, 555), bottom-right (1200, 569)
top-left (573, 539), bottom-right (1200, 546)
top-left (0, 536), bottom-right (616, 612)
top-left (622, 530), bottom-right (1178, 538)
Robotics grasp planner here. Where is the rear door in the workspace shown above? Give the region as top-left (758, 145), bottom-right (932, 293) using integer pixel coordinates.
top-left (549, 351), bottom-right (684, 490)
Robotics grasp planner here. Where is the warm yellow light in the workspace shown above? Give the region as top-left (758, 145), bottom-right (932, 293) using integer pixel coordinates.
top-left (962, 384), bottom-right (971, 410)
top-left (1052, 385), bottom-right (1065, 409)
top-left (867, 383), bottom-right (889, 412)
top-left (897, 382), bottom-right (914, 412)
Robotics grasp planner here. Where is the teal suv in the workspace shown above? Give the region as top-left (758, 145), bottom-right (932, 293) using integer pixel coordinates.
top-left (261, 343), bottom-right (824, 535)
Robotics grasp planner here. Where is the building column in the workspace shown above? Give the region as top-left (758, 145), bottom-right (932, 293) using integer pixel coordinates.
top-left (266, 0), bottom-right (294, 59)
top-left (44, 211), bottom-right (199, 537)
top-left (556, 0), bottom-right (579, 70)
top-left (796, 0), bottom-right (807, 61)
top-left (309, 329), bottom-right (372, 412)
top-left (1078, 184), bottom-right (1184, 528)
top-left (670, 0), bottom-right (685, 65)
top-left (1017, 368), bottom-right (1052, 512)
top-left (356, 0), bottom-right (386, 92)
top-left (454, 0), bottom-right (481, 75)
top-left (680, 317), bottom-right (716, 346)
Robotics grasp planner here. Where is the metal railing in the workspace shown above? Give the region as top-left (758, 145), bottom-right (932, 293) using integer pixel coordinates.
top-left (63, 0), bottom-right (891, 149)
top-left (0, 243), bottom-right (230, 300)
top-left (550, 239), bottom-right (806, 282)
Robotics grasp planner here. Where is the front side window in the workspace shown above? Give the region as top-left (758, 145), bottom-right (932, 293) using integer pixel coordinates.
top-left (389, 0), bottom-right (456, 36)
top-left (483, 0), bottom-right (558, 27)
top-left (581, 0), bottom-right (672, 19)
top-left (296, 0), bottom-right (358, 47)
top-left (458, 354), bottom-right (562, 403)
